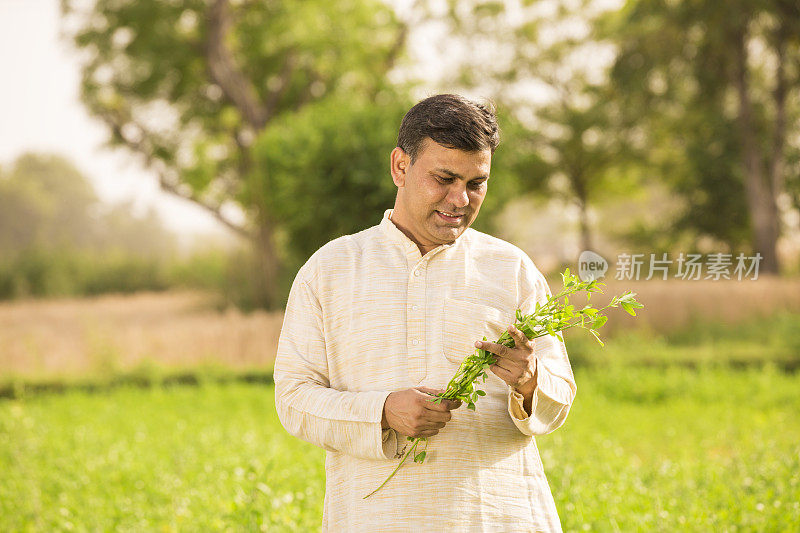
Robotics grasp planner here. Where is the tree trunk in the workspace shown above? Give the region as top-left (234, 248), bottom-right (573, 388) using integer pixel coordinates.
top-left (252, 216), bottom-right (282, 310)
top-left (577, 198), bottom-right (592, 253)
top-left (734, 26), bottom-right (780, 273)
top-left (571, 170), bottom-right (593, 252)
top-left (769, 21), bottom-right (788, 219)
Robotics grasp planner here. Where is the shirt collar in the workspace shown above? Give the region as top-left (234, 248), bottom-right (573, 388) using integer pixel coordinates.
top-left (378, 208), bottom-right (462, 253)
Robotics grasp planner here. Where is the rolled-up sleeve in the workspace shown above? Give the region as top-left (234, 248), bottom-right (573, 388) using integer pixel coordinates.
top-left (274, 270), bottom-right (398, 460)
top-left (507, 265), bottom-right (577, 436)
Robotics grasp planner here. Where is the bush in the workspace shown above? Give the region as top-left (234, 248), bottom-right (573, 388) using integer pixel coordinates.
top-left (0, 248), bottom-right (170, 299)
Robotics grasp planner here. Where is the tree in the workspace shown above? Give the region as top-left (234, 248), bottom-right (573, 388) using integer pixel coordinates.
top-left (0, 152), bottom-right (177, 257)
top-left (0, 153), bottom-right (98, 251)
top-left (62, 0), bottom-right (409, 307)
top-left (250, 94), bottom-right (411, 293)
top-left (0, 152), bottom-right (179, 298)
top-left (414, 0), bottom-right (640, 253)
top-left (603, 0), bottom-right (800, 272)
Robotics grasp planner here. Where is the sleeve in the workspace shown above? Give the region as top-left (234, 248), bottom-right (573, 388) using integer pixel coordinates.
top-left (273, 270), bottom-right (400, 461)
top-left (506, 262), bottom-right (577, 436)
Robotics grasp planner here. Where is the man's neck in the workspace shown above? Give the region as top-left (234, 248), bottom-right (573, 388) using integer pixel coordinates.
top-left (389, 211), bottom-right (437, 256)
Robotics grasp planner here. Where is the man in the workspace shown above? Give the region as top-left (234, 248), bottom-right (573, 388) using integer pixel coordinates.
top-left (274, 94), bottom-right (576, 532)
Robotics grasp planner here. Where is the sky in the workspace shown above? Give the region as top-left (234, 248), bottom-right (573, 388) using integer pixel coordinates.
top-left (0, 0), bottom-right (230, 241)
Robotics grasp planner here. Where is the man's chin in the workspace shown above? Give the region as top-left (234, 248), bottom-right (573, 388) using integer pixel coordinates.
top-left (428, 213), bottom-right (472, 240)
top-left (431, 225), bottom-right (465, 242)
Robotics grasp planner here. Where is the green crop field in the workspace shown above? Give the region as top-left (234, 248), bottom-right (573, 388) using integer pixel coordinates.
top-left (2, 366), bottom-right (799, 532)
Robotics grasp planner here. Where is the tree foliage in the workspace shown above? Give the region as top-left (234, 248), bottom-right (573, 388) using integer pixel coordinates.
top-left (0, 153), bottom-right (180, 298)
top-left (419, 0), bottom-right (641, 252)
top-left (0, 153), bottom-right (176, 256)
top-left (251, 95), bottom-right (411, 280)
top-left (0, 153), bottom-right (98, 251)
top-left (601, 0), bottom-right (800, 270)
top-left (411, 0), bottom-right (800, 270)
top-left (62, 0), bottom-right (409, 307)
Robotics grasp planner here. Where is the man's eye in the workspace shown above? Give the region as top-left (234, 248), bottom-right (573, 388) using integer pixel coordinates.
top-left (437, 176), bottom-right (454, 184)
top-left (469, 181), bottom-right (486, 189)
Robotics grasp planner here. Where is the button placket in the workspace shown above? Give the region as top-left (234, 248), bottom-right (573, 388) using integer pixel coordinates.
top-left (405, 246), bottom-right (451, 383)
top-left (407, 261), bottom-right (427, 383)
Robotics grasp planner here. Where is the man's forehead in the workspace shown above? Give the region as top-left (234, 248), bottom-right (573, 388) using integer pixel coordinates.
top-left (418, 139), bottom-right (491, 171)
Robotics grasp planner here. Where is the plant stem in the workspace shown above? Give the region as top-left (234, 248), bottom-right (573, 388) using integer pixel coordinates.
top-left (363, 437), bottom-right (422, 499)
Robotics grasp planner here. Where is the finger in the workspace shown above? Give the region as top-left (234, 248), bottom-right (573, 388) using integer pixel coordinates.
top-left (490, 363), bottom-right (514, 383)
top-left (507, 325), bottom-right (533, 349)
top-left (410, 419), bottom-right (446, 437)
top-left (423, 397), bottom-right (461, 412)
top-left (421, 409), bottom-right (451, 423)
top-left (474, 340), bottom-right (511, 358)
top-left (415, 387), bottom-right (449, 405)
top-left (416, 428), bottom-right (440, 437)
top-left (492, 358), bottom-right (515, 374)
top-left (445, 398), bottom-right (462, 410)
top-left (419, 417), bottom-right (447, 429)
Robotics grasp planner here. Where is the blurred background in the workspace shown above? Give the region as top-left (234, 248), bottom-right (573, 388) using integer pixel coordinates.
top-left (1, 0), bottom-right (799, 530)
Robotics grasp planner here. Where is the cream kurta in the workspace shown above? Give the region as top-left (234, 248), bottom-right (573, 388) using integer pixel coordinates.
top-left (274, 209), bottom-right (577, 532)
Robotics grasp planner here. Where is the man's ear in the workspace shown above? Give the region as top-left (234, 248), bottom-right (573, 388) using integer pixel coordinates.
top-left (390, 147), bottom-right (409, 187)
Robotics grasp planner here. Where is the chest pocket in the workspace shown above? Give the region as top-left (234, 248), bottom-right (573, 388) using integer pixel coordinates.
top-left (442, 297), bottom-right (513, 365)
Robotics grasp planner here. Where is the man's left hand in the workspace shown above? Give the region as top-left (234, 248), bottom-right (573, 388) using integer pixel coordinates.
top-left (475, 325), bottom-right (538, 402)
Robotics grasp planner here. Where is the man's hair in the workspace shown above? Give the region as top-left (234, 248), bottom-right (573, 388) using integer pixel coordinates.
top-left (396, 94), bottom-right (500, 162)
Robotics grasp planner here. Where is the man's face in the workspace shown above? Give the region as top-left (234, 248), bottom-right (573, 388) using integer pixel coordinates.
top-left (390, 138), bottom-right (491, 253)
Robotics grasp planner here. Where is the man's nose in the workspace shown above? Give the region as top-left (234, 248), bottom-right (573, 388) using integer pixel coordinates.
top-left (447, 183), bottom-right (469, 208)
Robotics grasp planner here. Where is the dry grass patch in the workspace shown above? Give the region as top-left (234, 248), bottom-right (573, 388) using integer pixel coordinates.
top-left (2, 277), bottom-right (798, 380)
top-left (0, 291), bottom-right (284, 380)
top-left (559, 275), bottom-right (800, 336)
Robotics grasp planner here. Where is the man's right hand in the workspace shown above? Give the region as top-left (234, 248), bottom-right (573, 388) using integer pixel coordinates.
top-left (381, 387), bottom-right (462, 438)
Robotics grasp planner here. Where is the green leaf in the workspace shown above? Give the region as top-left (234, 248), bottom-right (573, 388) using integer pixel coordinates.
top-left (476, 389), bottom-right (486, 396)
top-left (467, 402), bottom-right (476, 411)
top-left (414, 451), bottom-right (426, 463)
top-left (620, 301), bottom-right (637, 316)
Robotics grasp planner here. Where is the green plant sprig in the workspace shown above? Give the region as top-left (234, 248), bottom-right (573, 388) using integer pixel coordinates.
top-left (363, 269), bottom-right (643, 498)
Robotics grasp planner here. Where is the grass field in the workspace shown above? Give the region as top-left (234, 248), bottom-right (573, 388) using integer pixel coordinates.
top-left (2, 366), bottom-right (799, 532)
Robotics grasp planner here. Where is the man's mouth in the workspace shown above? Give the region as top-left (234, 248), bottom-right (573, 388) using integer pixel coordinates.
top-left (436, 210), bottom-right (465, 223)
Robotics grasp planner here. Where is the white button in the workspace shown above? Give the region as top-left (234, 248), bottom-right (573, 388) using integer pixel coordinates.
top-left (412, 305), bottom-right (419, 311)
top-left (414, 270), bottom-right (421, 277)
top-left (412, 339), bottom-right (420, 346)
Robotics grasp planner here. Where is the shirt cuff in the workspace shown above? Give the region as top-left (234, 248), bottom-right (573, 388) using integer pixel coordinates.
top-left (374, 390), bottom-right (400, 460)
top-left (508, 386), bottom-right (533, 422)
top-left (381, 428), bottom-right (402, 459)
top-left (507, 363), bottom-right (539, 436)
top-left (506, 362), bottom-right (575, 436)
top-left (508, 357), bottom-right (538, 422)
